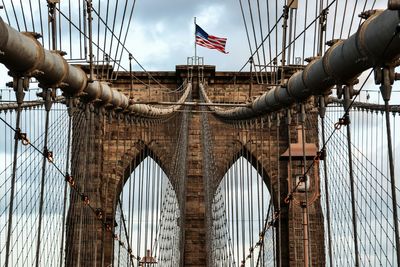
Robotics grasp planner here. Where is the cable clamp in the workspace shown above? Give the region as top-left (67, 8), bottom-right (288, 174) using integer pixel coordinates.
top-left (65, 173), bottom-right (75, 187)
top-left (81, 194), bottom-right (90, 205)
top-left (95, 208), bottom-right (103, 220)
top-left (43, 147), bottom-right (54, 162)
top-left (316, 149), bottom-right (326, 161)
top-left (15, 128), bottom-right (30, 145)
top-left (334, 116), bottom-right (350, 129)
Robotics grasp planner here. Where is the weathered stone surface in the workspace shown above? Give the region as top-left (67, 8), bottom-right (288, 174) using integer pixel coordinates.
top-left (67, 65), bottom-right (325, 266)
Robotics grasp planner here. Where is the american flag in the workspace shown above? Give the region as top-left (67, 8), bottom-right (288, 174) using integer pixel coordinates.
top-left (195, 24), bottom-right (228, 54)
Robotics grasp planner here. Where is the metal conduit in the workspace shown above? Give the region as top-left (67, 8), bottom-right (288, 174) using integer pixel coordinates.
top-left (128, 83), bottom-right (192, 118)
top-left (0, 17), bottom-right (129, 106)
top-left (0, 17), bottom-right (191, 117)
top-left (203, 9), bottom-right (400, 120)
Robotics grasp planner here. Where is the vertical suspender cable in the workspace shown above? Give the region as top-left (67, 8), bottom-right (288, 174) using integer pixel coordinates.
top-left (137, 144), bottom-right (144, 264)
top-left (112, 114), bottom-right (121, 264)
top-left (59, 99), bottom-right (74, 267)
top-left (227, 153), bottom-right (234, 265)
top-left (95, 0), bottom-right (101, 78)
top-left (58, 0), bottom-right (62, 52)
top-left (5, 77), bottom-right (26, 267)
top-left (339, 0), bottom-right (349, 39)
top-left (286, 109), bottom-right (296, 267)
top-left (281, 4), bottom-right (288, 80)
top-left (87, 0), bottom-right (94, 81)
top-left (235, 149), bottom-right (240, 265)
top-left (379, 68), bottom-right (400, 266)
top-left (238, 0), bottom-right (255, 72)
top-left (317, 0), bottom-right (326, 57)
top-left (101, 0), bottom-right (111, 79)
top-left (318, 97), bottom-right (333, 267)
top-left (9, 0), bottom-right (20, 31)
top-left (274, 0), bottom-right (278, 82)
top-left (144, 148), bottom-right (151, 257)
top-left (101, 113), bottom-right (112, 267)
top-left (267, 115), bottom-right (276, 267)
top-left (78, 0), bottom-right (83, 59)
top-left (254, 119), bottom-right (262, 266)
top-left (1, 0), bottom-right (11, 25)
top-left (300, 104), bottom-right (312, 267)
top-left (108, 0), bottom-right (120, 68)
top-left (117, 199), bottom-right (122, 265)
top-left (150, 150), bottom-right (156, 257)
top-left (276, 113), bottom-right (282, 267)
top-left (247, 128), bottom-right (254, 267)
top-left (76, 105), bottom-right (90, 266)
top-left (343, 85), bottom-right (360, 267)
top-left (36, 3), bottom-right (58, 262)
top-left (93, 110), bottom-right (102, 265)
top-left (312, 0), bottom-right (319, 56)
top-left (240, 148), bottom-right (246, 264)
top-left (47, 0), bottom-right (57, 51)
top-left (35, 88), bottom-right (52, 267)
top-left (256, 0), bottom-right (268, 83)
top-left (68, 0), bottom-right (72, 57)
top-left (111, 0), bottom-right (128, 77)
top-left (247, 0), bottom-right (262, 83)
top-left (28, 0), bottom-right (35, 32)
top-left (255, 119), bottom-right (263, 266)
top-left (287, 7), bottom-right (293, 65)
top-left (118, 199), bottom-right (134, 267)
top-left (127, 145), bottom-right (133, 266)
top-left (302, 0), bottom-right (309, 65)
top-left (86, 111), bottom-right (95, 265)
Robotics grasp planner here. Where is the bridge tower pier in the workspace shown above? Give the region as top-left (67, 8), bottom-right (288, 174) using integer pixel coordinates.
top-left (65, 65), bottom-right (325, 266)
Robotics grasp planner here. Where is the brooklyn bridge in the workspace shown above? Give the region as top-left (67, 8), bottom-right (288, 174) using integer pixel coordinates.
top-left (0, 0), bottom-right (400, 266)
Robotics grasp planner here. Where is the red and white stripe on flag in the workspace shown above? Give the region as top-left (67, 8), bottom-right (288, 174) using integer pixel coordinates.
top-left (196, 35), bottom-right (228, 54)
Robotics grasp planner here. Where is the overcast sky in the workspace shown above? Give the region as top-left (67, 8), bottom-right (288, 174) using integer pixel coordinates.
top-left (0, 1), bottom-right (400, 264)
top-left (126, 0), bottom-right (246, 70)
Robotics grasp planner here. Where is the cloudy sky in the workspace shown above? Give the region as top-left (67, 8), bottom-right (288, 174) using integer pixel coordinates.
top-left (126, 0), bottom-right (246, 70)
top-left (0, 1), bottom-right (395, 78)
top-left (0, 0), bottom-right (251, 75)
top-left (1, 1), bottom-right (400, 264)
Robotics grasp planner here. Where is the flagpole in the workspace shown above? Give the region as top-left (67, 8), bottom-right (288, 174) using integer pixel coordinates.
top-left (194, 17), bottom-right (197, 65)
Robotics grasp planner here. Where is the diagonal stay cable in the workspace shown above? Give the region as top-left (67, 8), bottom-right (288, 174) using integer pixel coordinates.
top-left (81, 0), bottom-right (168, 90)
top-left (235, 0), bottom-right (337, 77)
top-left (0, 113), bottom-right (138, 261)
top-left (55, 4), bottom-right (180, 94)
top-left (291, 30), bottom-right (399, 191)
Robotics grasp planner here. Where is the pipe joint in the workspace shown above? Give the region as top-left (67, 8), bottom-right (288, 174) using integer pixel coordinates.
top-left (375, 67), bottom-right (395, 101)
top-left (14, 79), bottom-right (27, 105)
top-left (389, 0), bottom-right (400, 10)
